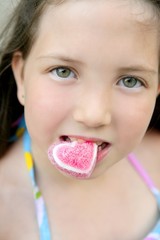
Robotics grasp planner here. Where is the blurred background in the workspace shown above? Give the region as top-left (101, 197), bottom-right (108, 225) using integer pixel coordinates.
top-left (0, 0), bottom-right (18, 31)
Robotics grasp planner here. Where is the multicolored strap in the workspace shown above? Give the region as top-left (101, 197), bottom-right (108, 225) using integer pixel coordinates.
top-left (23, 130), bottom-right (51, 240)
top-left (9, 115), bottom-right (25, 142)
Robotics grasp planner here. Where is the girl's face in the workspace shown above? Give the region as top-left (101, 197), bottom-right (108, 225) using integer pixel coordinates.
top-left (12, 0), bottom-right (159, 179)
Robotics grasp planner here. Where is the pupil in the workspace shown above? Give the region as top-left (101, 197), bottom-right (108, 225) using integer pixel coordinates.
top-left (57, 68), bottom-right (70, 78)
top-left (124, 77), bottom-right (137, 88)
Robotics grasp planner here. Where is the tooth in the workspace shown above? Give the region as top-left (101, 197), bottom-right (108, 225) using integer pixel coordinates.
top-left (78, 139), bottom-right (85, 143)
top-left (101, 143), bottom-right (107, 150)
top-left (69, 137), bottom-right (85, 143)
top-left (98, 145), bottom-right (102, 151)
top-left (69, 137), bottom-right (76, 142)
top-left (67, 137), bottom-right (71, 142)
top-left (62, 136), bottom-right (71, 142)
top-left (97, 142), bottom-right (108, 151)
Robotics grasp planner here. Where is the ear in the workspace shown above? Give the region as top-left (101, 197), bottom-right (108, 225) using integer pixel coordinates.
top-left (11, 51), bottom-right (25, 105)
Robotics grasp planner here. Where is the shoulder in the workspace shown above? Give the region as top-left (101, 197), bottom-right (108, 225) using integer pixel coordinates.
top-left (0, 138), bottom-right (25, 187)
top-left (0, 138), bottom-right (24, 203)
top-left (0, 139), bottom-right (24, 221)
top-left (0, 137), bottom-right (31, 200)
top-left (0, 138), bottom-right (36, 238)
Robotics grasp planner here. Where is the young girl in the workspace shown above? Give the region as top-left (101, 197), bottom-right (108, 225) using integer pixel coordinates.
top-left (0, 0), bottom-right (160, 239)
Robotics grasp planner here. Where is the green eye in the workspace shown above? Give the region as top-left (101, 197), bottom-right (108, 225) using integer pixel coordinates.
top-left (118, 76), bottom-right (142, 88)
top-left (50, 67), bottom-right (77, 82)
top-left (56, 68), bottom-right (72, 78)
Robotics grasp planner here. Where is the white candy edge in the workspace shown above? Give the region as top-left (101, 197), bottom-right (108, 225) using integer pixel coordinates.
top-left (52, 141), bottom-right (98, 174)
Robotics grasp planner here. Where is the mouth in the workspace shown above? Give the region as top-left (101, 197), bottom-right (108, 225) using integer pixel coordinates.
top-left (60, 135), bottom-right (111, 161)
top-left (48, 135), bottom-right (111, 179)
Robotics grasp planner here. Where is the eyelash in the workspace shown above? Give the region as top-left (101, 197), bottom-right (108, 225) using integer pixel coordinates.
top-left (49, 66), bottom-right (77, 82)
top-left (49, 66), bottom-right (146, 89)
top-left (116, 76), bottom-right (145, 89)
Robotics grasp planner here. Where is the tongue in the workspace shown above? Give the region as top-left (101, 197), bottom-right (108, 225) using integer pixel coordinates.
top-left (48, 141), bottom-right (98, 179)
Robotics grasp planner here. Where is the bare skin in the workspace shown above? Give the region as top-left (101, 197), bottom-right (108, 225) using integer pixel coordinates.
top-left (0, 131), bottom-right (160, 240)
top-left (1, 1), bottom-right (160, 239)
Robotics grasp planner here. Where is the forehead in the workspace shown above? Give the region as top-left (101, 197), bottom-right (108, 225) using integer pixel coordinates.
top-left (35, 0), bottom-right (159, 42)
top-left (27, 0), bottom-right (159, 68)
top-left (41, 0), bottom-right (158, 24)
top-left (35, 0), bottom-right (159, 46)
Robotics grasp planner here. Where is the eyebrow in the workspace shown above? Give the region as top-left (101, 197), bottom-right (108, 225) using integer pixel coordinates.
top-left (117, 65), bottom-right (157, 76)
top-left (37, 54), bottom-right (84, 65)
top-left (38, 54), bottom-right (158, 75)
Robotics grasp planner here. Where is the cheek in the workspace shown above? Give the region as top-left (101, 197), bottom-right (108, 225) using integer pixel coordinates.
top-left (24, 81), bottom-right (74, 140)
top-left (114, 96), bottom-right (156, 151)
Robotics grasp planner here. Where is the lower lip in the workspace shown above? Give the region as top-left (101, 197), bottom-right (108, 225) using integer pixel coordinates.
top-left (97, 145), bottom-right (111, 162)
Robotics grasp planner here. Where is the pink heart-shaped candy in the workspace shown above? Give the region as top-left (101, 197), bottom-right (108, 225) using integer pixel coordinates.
top-left (48, 141), bottom-right (98, 178)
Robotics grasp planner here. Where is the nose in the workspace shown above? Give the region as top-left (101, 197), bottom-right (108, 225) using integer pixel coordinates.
top-left (73, 89), bottom-right (112, 128)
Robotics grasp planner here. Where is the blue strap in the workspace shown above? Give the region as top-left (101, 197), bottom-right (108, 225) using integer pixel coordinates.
top-left (23, 130), bottom-right (52, 240)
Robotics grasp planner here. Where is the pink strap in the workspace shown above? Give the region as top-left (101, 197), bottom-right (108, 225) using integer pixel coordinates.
top-left (128, 153), bottom-right (156, 190)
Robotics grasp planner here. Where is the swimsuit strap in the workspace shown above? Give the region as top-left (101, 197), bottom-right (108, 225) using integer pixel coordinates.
top-left (23, 130), bottom-right (51, 240)
top-left (9, 115), bottom-right (26, 142)
top-left (128, 153), bottom-right (160, 205)
top-left (128, 153), bottom-right (160, 240)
